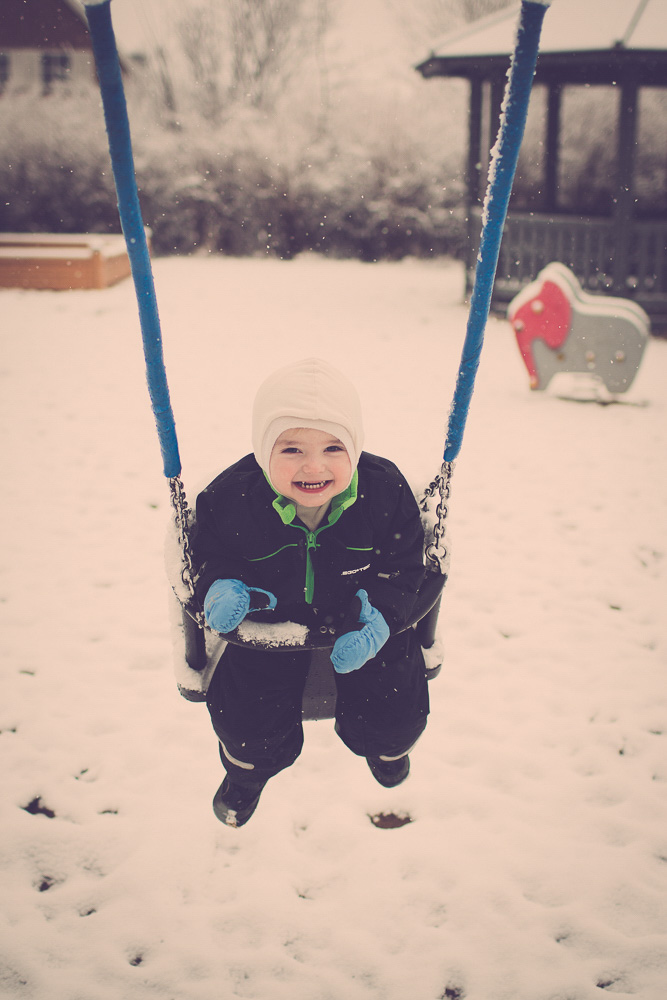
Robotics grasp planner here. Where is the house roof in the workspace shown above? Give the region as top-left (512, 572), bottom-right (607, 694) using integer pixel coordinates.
top-left (416, 0), bottom-right (667, 86)
top-left (1, 0), bottom-right (91, 49)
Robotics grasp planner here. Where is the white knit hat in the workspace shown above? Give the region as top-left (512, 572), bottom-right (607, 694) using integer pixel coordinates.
top-left (252, 358), bottom-right (364, 488)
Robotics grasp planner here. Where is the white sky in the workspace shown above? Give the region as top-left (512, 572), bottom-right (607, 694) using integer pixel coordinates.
top-left (105, 0), bottom-right (405, 59)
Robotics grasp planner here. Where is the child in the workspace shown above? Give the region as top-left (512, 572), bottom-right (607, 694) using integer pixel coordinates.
top-left (191, 357), bottom-right (429, 827)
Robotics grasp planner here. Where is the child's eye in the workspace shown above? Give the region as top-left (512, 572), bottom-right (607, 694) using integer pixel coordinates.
top-left (325, 445), bottom-right (345, 453)
top-left (281, 447), bottom-right (301, 454)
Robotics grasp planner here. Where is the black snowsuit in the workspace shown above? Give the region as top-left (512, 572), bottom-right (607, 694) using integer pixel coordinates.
top-left (192, 451), bottom-right (430, 786)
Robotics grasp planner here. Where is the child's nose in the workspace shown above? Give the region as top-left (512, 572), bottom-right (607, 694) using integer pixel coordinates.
top-left (302, 453), bottom-right (325, 473)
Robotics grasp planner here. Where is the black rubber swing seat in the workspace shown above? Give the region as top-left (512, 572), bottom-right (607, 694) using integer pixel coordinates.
top-left (173, 570), bottom-right (445, 718)
top-left (183, 568), bottom-right (445, 651)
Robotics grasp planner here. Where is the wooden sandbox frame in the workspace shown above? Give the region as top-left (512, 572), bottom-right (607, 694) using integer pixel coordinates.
top-left (0, 233), bottom-right (138, 290)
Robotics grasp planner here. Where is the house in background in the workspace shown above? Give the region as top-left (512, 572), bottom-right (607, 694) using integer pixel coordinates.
top-left (0, 0), bottom-right (96, 96)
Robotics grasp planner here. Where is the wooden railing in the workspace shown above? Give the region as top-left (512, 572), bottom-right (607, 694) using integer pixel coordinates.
top-left (466, 209), bottom-right (667, 328)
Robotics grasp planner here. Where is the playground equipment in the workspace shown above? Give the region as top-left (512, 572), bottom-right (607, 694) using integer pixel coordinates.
top-left (508, 262), bottom-right (649, 394)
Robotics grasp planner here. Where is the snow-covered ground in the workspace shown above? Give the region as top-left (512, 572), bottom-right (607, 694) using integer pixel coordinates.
top-left (1, 255), bottom-right (666, 1000)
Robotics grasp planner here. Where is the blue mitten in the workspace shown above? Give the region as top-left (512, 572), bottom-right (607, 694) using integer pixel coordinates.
top-left (203, 579), bottom-right (277, 633)
top-left (331, 589), bottom-right (390, 674)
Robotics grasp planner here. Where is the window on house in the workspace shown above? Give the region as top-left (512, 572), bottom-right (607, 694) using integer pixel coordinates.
top-left (42, 52), bottom-right (71, 94)
top-left (0, 54), bottom-right (9, 95)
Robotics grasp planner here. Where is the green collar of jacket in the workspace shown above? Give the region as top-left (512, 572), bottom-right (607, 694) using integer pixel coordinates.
top-left (266, 470), bottom-right (359, 527)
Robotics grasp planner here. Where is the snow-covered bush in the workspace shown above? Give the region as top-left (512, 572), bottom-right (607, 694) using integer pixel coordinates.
top-left (0, 82), bottom-right (464, 259)
top-left (0, 92), bottom-right (120, 235)
top-left (7, 92), bottom-right (461, 259)
top-left (137, 136), bottom-right (465, 259)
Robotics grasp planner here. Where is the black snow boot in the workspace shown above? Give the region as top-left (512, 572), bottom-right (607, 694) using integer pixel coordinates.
top-left (366, 755), bottom-right (410, 788)
top-left (212, 777), bottom-right (266, 828)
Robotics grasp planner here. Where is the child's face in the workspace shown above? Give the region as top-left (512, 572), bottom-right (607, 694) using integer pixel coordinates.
top-left (269, 428), bottom-right (352, 507)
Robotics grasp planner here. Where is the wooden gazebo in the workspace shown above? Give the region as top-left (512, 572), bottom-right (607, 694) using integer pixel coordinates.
top-left (416, 0), bottom-right (667, 329)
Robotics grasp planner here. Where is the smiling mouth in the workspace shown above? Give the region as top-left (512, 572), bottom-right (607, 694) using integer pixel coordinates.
top-left (294, 480), bottom-right (332, 491)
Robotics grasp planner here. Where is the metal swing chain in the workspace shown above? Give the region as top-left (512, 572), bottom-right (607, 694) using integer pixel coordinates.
top-left (168, 475), bottom-right (205, 624)
top-left (419, 460), bottom-right (454, 575)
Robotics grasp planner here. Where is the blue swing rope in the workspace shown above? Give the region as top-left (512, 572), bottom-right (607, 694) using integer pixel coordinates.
top-left (443, 0), bottom-right (550, 462)
top-left (85, 0), bottom-right (181, 480)
top-left (420, 0), bottom-right (549, 573)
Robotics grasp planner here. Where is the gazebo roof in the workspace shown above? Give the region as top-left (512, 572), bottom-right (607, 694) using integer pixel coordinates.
top-left (416, 0), bottom-right (667, 86)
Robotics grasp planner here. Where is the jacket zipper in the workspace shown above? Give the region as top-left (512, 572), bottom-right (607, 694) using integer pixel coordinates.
top-left (254, 527), bottom-right (373, 605)
top-left (287, 523), bottom-right (325, 604)
top-left (297, 532), bottom-right (375, 604)
top-left (247, 526), bottom-right (327, 604)
top-left (304, 531), bottom-right (318, 604)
